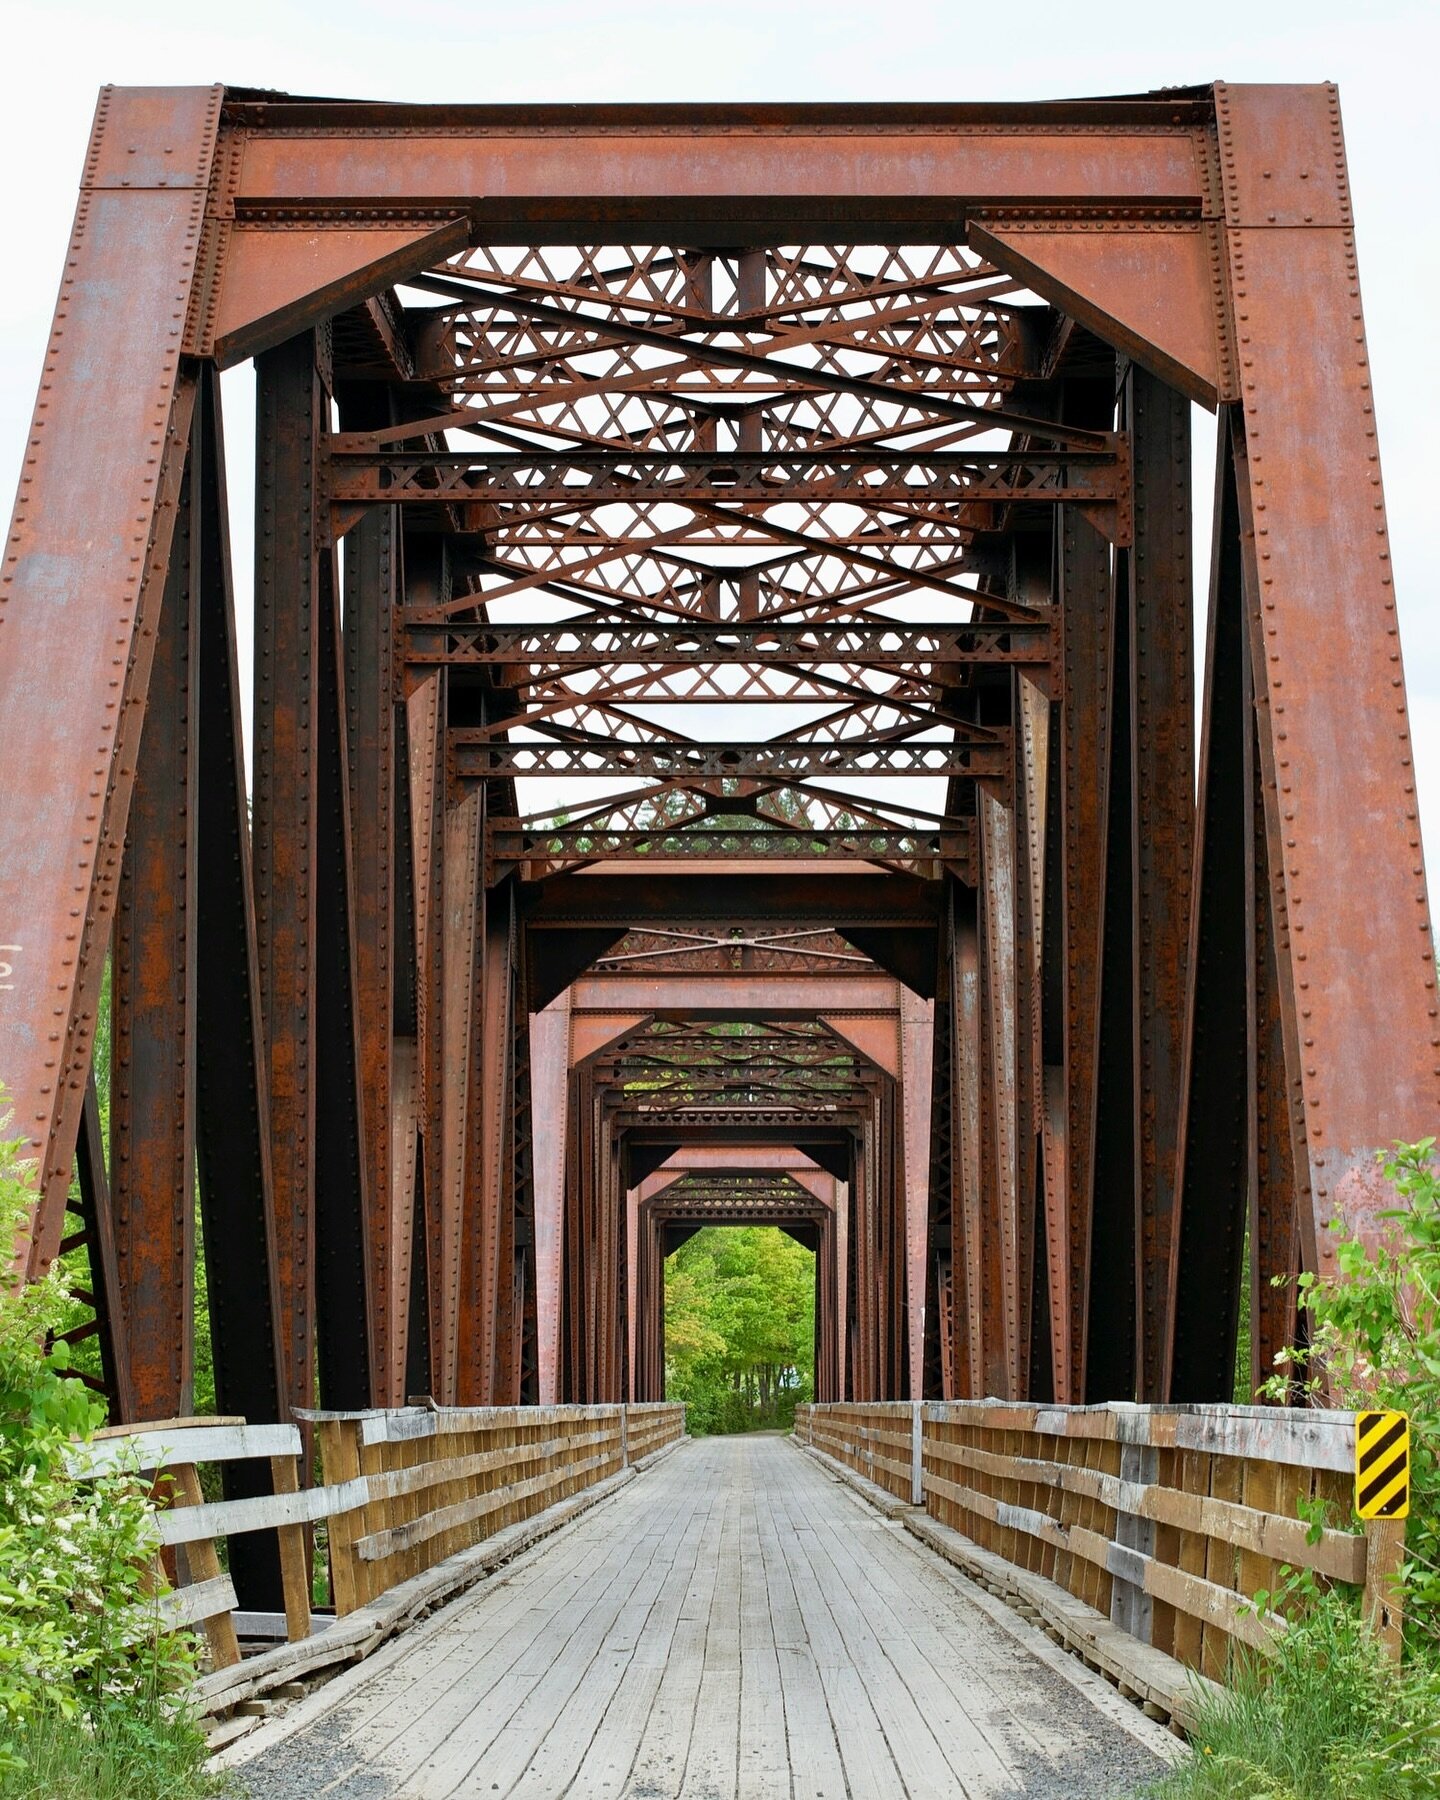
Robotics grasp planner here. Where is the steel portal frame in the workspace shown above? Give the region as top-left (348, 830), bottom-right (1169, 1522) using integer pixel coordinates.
top-left (1, 86), bottom-right (1435, 1547)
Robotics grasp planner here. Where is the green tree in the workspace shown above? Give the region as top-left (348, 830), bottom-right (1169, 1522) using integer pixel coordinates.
top-left (663, 1226), bottom-right (815, 1434)
top-left (0, 1092), bottom-right (213, 1792)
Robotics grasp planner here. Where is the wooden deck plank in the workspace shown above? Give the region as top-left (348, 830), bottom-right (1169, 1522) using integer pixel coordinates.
top-left (345, 1496), bottom-right (671, 1790)
top-left (806, 1473), bottom-right (1092, 1778)
top-left (318, 1495), bottom-right (618, 1768)
top-left (227, 1433), bottom-right (1171, 1800)
top-left (760, 1474), bottom-right (909, 1798)
top-left (507, 1487), bottom-right (711, 1797)
top-left (750, 1450), bottom-right (849, 1798)
top-left (772, 1473), bottom-right (990, 1796)
top-left (411, 1479), bottom-right (696, 1797)
top-left (625, 1485), bottom-right (726, 1799)
top-left (795, 1496), bottom-right (1028, 1794)
top-left (567, 1485), bottom-right (719, 1796)
top-left (676, 1474), bottom-right (743, 1798)
top-left (734, 1441), bottom-right (791, 1798)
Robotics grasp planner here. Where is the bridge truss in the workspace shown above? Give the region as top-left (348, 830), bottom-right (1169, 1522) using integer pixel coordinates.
top-left (1, 86), bottom-right (1435, 1501)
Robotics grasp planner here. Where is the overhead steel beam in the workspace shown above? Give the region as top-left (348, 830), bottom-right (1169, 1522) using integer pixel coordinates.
top-left (405, 621), bottom-right (1053, 670)
top-left (454, 737), bottom-right (1008, 782)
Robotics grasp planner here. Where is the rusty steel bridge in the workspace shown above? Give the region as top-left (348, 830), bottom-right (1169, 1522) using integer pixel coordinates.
top-left (1, 82), bottom-right (1434, 1638)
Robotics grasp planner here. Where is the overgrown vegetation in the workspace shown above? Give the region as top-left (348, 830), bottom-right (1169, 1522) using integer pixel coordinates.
top-left (1143, 1139), bottom-right (1440, 1798)
top-left (0, 1094), bottom-right (219, 1796)
top-left (1145, 1594), bottom-right (1440, 1799)
top-left (664, 1225), bottom-right (814, 1434)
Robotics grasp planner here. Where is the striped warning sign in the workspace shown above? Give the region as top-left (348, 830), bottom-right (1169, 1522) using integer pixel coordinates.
top-left (1355, 1410), bottom-right (1410, 1520)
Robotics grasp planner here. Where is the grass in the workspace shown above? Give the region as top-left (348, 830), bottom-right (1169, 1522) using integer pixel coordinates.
top-left (0, 1704), bottom-right (228, 1800)
top-left (1137, 1593), bottom-right (1440, 1800)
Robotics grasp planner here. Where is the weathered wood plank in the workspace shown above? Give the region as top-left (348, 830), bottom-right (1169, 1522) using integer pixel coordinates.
top-left (68, 1422), bottom-right (301, 1477)
top-left (156, 1474), bottom-right (371, 1547)
top-left (220, 1435), bottom-right (1174, 1796)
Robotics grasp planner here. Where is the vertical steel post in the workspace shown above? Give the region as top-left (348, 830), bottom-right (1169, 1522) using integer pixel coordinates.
top-left (313, 538), bottom-right (374, 1408)
top-left (193, 367), bottom-right (287, 1610)
top-left (252, 331), bottom-right (322, 1421)
top-left (111, 418), bottom-right (199, 1420)
top-left (344, 502), bottom-right (399, 1397)
top-left (1126, 366), bottom-right (1194, 1399)
top-left (1058, 506), bottom-right (1112, 1400)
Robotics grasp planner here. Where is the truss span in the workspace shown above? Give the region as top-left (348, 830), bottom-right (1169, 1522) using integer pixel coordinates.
top-left (0, 89), bottom-right (1434, 1624)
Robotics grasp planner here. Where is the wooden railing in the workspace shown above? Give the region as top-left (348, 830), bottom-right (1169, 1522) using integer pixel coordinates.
top-left (306, 1403), bottom-right (657, 1611)
top-left (71, 1416), bottom-right (313, 1672)
top-left (69, 1400), bottom-right (686, 1708)
top-left (804, 1400), bottom-right (920, 1504)
top-left (796, 1400), bottom-right (1404, 1716)
top-left (626, 1400), bottom-right (689, 1463)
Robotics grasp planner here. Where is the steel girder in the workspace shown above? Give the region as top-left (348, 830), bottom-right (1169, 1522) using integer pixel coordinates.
top-left (0, 84), bottom-right (1433, 1470)
top-left (630, 1164), bottom-right (841, 1407)
top-left (547, 954), bottom-right (922, 1406)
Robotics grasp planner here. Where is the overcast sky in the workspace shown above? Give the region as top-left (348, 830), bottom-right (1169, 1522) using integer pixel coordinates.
top-left (2, 0), bottom-right (1436, 852)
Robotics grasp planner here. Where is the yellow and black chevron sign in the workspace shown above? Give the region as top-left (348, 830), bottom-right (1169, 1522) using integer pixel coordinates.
top-left (1355, 1410), bottom-right (1410, 1521)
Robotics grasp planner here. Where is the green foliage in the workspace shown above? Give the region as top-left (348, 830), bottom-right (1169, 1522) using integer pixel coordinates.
top-left (1260, 1138), bottom-right (1440, 1651)
top-left (0, 1094), bottom-right (214, 1791)
top-left (1140, 1588), bottom-right (1440, 1798)
top-left (1233, 1224), bottom-right (1253, 1406)
top-left (1146, 1139), bottom-right (1440, 1797)
top-left (0, 1701), bottom-right (220, 1800)
top-left (664, 1227), bottom-right (814, 1434)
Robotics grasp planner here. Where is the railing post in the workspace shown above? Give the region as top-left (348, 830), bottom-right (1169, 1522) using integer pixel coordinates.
top-left (269, 1451), bottom-right (312, 1642)
top-left (911, 1400), bottom-right (923, 1506)
top-left (1364, 1517), bottom-right (1406, 1662)
top-left (317, 1418), bottom-right (363, 1616)
top-left (620, 1403), bottom-right (629, 1470)
top-left (1110, 1410), bottom-right (1157, 1646)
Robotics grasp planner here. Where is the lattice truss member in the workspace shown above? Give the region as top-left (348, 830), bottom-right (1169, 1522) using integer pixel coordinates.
top-left (374, 239), bottom-right (1065, 875)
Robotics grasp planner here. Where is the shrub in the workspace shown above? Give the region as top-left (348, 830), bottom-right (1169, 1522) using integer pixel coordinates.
top-left (1143, 1588), bottom-right (1440, 1798)
top-left (1262, 1138), bottom-right (1440, 1654)
top-left (1145, 1139), bottom-right (1440, 1797)
top-left (0, 1096), bottom-right (213, 1790)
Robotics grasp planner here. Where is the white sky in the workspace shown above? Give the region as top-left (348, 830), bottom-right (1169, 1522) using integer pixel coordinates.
top-left (2, 0), bottom-right (1437, 852)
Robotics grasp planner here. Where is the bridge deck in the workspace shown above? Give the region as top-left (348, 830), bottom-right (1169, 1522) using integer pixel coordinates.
top-left (228, 1435), bottom-right (1173, 1798)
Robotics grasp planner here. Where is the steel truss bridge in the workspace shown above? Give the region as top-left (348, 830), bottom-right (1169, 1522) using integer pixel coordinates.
top-left (1, 83), bottom-right (1435, 1614)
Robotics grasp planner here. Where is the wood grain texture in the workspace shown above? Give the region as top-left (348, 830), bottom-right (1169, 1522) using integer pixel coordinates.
top-left (225, 1433), bottom-right (1171, 1797)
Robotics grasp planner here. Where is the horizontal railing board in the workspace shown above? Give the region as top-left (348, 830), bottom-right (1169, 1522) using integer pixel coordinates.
top-left (814, 1423), bottom-right (911, 1448)
top-left (363, 1430), bottom-right (615, 1505)
top-left (1169, 1410), bottom-right (1352, 1473)
top-left (157, 1476), bottom-right (371, 1546)
top-left (356, 1406), bottom-right (623, 1447)
top-left (355, 1448), bottom-right (619, 1562)
top-left (922, 1400), bottom-right (1356, 1471)
top-left (156, 1575), bottom-right (239, 1631)
top-left (94, 1415), bottom-right (246, 1438)
top-left (121, 1576), bottom-right (239, 1646)
top-left (370, 1415), bottom-right (620, 1451)
top-left (921, 1437), bottom-right (1364, 1583)
top-left (68, 1422), bottom-right (301, 1477)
